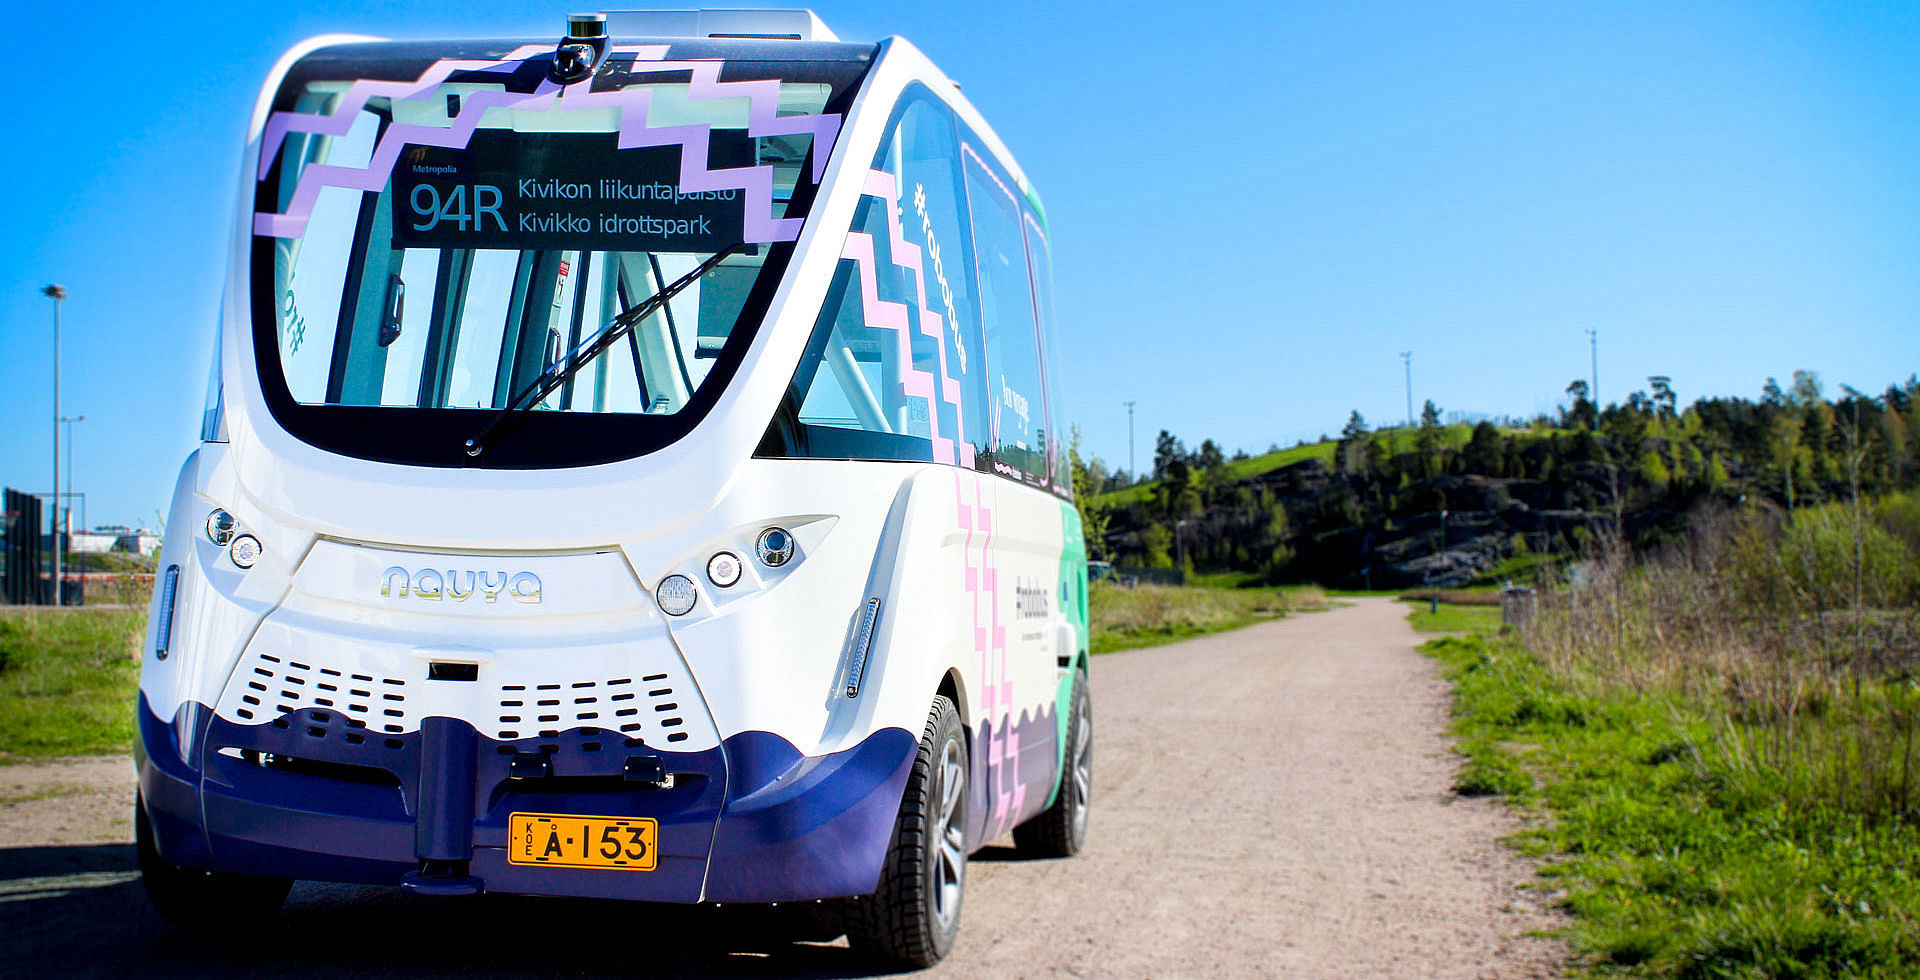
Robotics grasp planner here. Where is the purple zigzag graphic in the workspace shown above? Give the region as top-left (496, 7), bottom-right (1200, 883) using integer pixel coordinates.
top-left (542, 56), bottom-right (842, 244)
top-left (254, 45), bottom-right (841, 243)
top-left (255, 85), bottom-right (560, 239)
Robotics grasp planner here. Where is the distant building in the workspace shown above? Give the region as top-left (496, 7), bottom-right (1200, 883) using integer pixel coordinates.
top-left (69, 531), bottom-right (117, 554)
top-left (60, 525), bottom-right (163, 557)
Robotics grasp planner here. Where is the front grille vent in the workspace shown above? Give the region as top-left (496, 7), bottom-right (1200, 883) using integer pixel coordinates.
top-left (234, 653), bottom-right (411, 739)
top-left (496, 672), bottom-right (687, 743)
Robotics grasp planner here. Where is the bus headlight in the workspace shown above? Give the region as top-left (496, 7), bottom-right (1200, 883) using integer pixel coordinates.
top-left (754, 527), bottom-right (794, 568)
top-left (205, 509), bottom-right (236, 545)
top-left (657, 574), bottom-right (698, 616)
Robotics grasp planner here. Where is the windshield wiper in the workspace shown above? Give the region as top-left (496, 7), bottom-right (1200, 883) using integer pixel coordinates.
top-left (464, 245), bottom-right (740, 458)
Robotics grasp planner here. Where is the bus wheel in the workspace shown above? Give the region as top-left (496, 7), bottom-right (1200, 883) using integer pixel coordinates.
top-left (1014, 671), bottom-right (1091, 858)
top-left (137, 792), bottom-right (292, 931)
top-left (844, 695), bottom-right (967, 968)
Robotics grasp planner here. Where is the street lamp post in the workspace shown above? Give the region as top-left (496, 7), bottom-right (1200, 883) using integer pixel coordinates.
top-left (1400, 351), bottom-right (1413, 428)
top-left (1124, 400), bottom-right (1137, 482)
top-left (42, 284), bottom-right (66, 605)
top-left (1585, 328), bottom-right (1599, 431)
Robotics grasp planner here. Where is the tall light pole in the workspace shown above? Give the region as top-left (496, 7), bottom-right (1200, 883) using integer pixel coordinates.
top-left (42, 284), bottom-right (66, 605)
top-left (1123, 400), bottom-right (1137, 480)
top-left (1399, 351), bottom-right (1413, 427)
top-left (1585, 327), bottom-right (1599, 430)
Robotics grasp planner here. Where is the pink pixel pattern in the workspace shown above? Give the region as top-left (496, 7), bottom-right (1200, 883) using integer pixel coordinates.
top-left (956, 472), bottom-right (1023, 838)
top-left (836, 169), bottom-right (973, 467)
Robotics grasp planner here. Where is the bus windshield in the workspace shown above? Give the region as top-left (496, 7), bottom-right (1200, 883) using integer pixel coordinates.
top-left (249, 41), bottom-right (871, 466)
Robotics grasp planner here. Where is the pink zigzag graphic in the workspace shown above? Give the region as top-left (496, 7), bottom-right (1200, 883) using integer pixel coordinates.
top-left (254, 45), bottom-right (841, 243)
top-left (840, 231), bottom-right (950, 463)
top-left (954, 473), bottom-right (1020, 836)
top-left (865, 170), bottom-right (973, 468)
top-left (834, 167), bottom-right (985, 466)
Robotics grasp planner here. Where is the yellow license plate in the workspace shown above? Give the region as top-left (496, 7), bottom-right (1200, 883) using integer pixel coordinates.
top-left (508, 812), bottom-right (658, 871)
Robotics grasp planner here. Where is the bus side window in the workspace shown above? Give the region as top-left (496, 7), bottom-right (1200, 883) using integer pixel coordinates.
top-left (775, 90), bottom-right (987, 464)
top-left (1023, 214), bottom-right (1072, 498)
top-left (961, 145), bottom-right (1048, 486)
top-left (275, 107), bottom-right (380, 404)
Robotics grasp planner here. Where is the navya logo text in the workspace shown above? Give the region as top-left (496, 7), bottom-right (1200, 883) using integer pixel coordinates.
top-left (380, 567), bottom-right (542, 604)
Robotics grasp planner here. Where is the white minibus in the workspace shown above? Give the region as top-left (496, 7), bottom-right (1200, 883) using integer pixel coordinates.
top-left (135, 8), bottom-right (1090, 968)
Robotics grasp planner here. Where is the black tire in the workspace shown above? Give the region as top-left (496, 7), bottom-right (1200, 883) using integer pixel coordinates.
top-left (137, 792), bottom-right (292, 931)
top-left (843, 695), bottom-right (968, 969)
top-left (1013, 670), bottom-right (1091, 858)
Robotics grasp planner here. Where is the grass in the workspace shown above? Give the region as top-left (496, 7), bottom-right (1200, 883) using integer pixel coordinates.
top-left (1091, 582), bottom-right (1326, 654)
top-left (1421, 501), bottom-right (1920, 978)
top-left (0, 606), bottom-right (147, 761)
top-left (1406, 601), bottom-right (1504, 635)
top-left (1428, 631), bottom-right (1920, 976)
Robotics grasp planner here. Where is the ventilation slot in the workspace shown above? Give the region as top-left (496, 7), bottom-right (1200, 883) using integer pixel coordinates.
top-left (227, 651), bottom-right (412, 740)
top-left (487, 672), bottom-right (696, 743)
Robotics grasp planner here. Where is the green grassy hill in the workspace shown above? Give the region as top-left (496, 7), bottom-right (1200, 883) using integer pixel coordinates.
top-left (1094, 424), bottom-right (1482, 508)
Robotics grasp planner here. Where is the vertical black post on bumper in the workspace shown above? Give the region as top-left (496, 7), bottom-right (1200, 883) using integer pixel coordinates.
top-left (404, 716), bottom-right (481, 894)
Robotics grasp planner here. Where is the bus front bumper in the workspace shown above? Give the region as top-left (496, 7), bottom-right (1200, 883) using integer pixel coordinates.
top-left (137, 694), bottom-right (917, 903)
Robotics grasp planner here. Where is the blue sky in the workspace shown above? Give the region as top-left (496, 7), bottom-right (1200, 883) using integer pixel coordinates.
top-left (2, 0), bottom-right (1916, 525)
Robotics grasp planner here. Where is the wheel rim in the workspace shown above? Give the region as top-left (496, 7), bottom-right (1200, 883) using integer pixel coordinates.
top-left (1069, 697), bottom-right (1092, 841)
top-left (932, 735), bottom-right (967, 933)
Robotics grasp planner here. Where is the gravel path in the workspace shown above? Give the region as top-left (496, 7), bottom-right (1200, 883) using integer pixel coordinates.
top-left (0, 596), bottom-right (1562, 978)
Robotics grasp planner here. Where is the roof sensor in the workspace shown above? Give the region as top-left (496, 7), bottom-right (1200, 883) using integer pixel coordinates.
top-left (550, 13), bottom-right (609, 84)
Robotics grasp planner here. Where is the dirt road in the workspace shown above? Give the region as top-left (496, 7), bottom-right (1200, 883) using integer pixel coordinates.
top-left (0, 597), bottom-right (1561, 978)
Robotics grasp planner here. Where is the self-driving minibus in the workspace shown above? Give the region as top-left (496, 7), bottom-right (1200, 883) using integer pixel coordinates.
top-left (135, 9), bottom-right (1090, 967)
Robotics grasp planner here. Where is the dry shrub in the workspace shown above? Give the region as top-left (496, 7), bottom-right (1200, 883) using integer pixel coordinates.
top-left (1521, 496), bottom-right (1920, 824)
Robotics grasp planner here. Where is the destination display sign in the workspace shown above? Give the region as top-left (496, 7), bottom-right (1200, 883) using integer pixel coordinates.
top-left (391, 131), bottom-right (748, 253)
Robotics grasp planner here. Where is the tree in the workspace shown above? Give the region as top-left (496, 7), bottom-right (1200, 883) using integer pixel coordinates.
top-left (1415, 400), bottom-right (1443, 473)
top-left (1770, 410), bottom-right (1804, 509)
top-left (1563, 379), bottom-right (1597, 430)
top-left (1336, 410), bottom-right (1371, 474)
top-left (1067, 426), bottom-right (1111, 560)
top-left (1462, 421), bottom-right (1503, 475)
top-left (1152, 430), bottom-right (1185, 481)
top-left (1257, 502), bottom-right (1294, 580)
top-left (1153, 459), bottom-right (1200, 521)
top-left (1761, 377), bottom-right (1786, 406)
top-left (1195, 438), bottom-right (1226, 472)
top-left (1648, 375), bottom-right (1677, 420)
top-left (1141, 524), bottom-right (1174, 569)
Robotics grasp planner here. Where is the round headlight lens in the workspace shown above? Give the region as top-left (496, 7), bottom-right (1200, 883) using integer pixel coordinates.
top-left (205, 509), bottom-right (236, 546)
top-left (755, 527), bottom-right (795, 568)
top-left (228, 534), bottom-right (263, 569)
top-left (657, 574), bottom-right (698, 616)
top-left (706, 552), bottom-right (743, 588)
